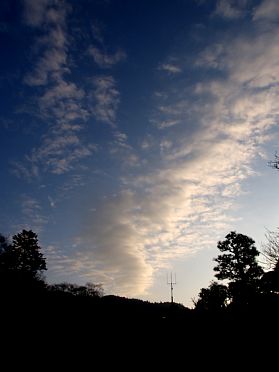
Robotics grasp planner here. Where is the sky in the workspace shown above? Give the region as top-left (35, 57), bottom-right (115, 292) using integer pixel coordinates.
top-left (1, 0), bottom-right (279, 307)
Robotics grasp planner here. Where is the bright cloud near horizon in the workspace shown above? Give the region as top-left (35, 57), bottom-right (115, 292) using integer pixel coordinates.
top-left (1, 0), bottom-right (279, 307)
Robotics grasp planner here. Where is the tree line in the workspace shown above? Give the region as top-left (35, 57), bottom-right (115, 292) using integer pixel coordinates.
top-left (194, 230), bottom-right (279, 312)
top-left (1, 227), bottom-right (279, 316)
top-left (0, 229), bottom-right (103, 299)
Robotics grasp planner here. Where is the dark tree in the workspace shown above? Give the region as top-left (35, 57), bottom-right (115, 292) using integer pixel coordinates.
top-left (9, 230), bottom-right (47, 278)
top-left (261, 269), bottom-right (279, 294)
top-left (214, 231), bottom-right (263, 306)
top-left (0, 230), bottom-right (47, 296)
top-left (48, 281), bottom-right (103, 297)
top-left (214, 231), bottom-right (263, 282)
top-left (84, 282), bottom-right (104, 297)
top-left (194, 281), bottom-right (228, 312)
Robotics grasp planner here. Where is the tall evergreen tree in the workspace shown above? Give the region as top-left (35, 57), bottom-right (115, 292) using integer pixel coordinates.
top-left (10, 230), bottom-right (47, 278)
top-left (0, 230), bottom-right (47, 295)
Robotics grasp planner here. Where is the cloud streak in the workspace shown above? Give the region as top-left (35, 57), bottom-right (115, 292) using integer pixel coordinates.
top-left (13, 0), bottom-right (279, 300)
top-left (90, 76), bottom-right (120, 126)
top-left (18, 1), bottom-right (119, 177)
top-left (19, 195), bottom-right (48, 233)
top-left (213, 0), bottom-right (246, 19)
top-left (88, 46), bottom-right (126, 68)
top-left (159, 63), bottom-right (182, 74)
top-left (253, 0), bottom-right (279, 21)
top-left (69, 3), bottom-right (279, 296)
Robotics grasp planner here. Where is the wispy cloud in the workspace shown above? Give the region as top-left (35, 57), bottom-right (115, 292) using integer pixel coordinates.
top-left (27, 134), bottom-right (94, 175)
top-left (90, 76), bottom-right (120, 125)
top-left (91, 23), bottom-right (104, 45)
top-left (23, 0), bottom-right (69, 86)
top-left (19, 195), bottom-right (48, 233)
top-left (17, 1), bottom-right (126, 180)
top-left (15, 0), bottom-right (279, 299)
top-left (23, 0), bottom-right (50, 27)
top-left (197, 28), bottom-right (279, 89)
top-left (88, 46), bottom-right (126, 68)
top-left (253, 0), bottom-right (279, 21)
top-left (156, 119), bottom-right (180, 129)
top-left (108, 131), bottom-right (140, 168)
top-left (24, 47), bottom-right (68, 87)
top-left (213, 0), bottom-right (246, 19)
top-left (11, 160), bottom-right (39, 181)
top-left (23, 0), bottom-right (70, 27)
top-left (38, 79), bottom-right (86, 120)
top-left (70, 6), bottom-right (279, 297)
top-left (17, 1), bottom-right (97, 177)
top-left (158, 63), bottom-right (182, 74)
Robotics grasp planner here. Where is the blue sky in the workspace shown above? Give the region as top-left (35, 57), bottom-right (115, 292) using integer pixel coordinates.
top-left (1, 0), bottom-right (279, 307)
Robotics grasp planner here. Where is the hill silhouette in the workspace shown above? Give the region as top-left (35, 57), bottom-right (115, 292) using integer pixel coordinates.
top-left (1, 228), bottom-right (279, 358)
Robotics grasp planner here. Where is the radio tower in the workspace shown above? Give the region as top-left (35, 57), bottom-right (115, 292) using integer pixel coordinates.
top-left (167, 273), bottom-right (176, 303)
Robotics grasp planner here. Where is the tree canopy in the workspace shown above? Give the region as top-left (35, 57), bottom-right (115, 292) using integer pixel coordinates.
top-left (9, 230), bottom-right (46, 277)
top-left (195, 282), bottom-right (228, 312)
top-left (214, 231), bottom-right (263, 283)
top-left (213, 231), bottom-right (263, 307)
top-left (0, 230), bottom-right (47, 295)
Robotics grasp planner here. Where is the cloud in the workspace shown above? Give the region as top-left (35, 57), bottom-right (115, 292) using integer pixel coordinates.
top-left (22, 71), bottom-right (94, 175)
top-left (114, 131), bottom-right (128, 143)
top-left (80, 191), bottom-right (154, 296)
top-left (39, 79), bottom-right (86, 118)
top-left (19, 0), bottom-right (125, 180)
top-left (17, 0), bottom-right (279, 298)
top-left (27, 133), bottom-right (94, 175)
top-left (253, 0), bottom-right (279, 21)
top-left (24, 47), bottom-right (68, 86)
top-left (11, 160), bottom-right (39, 181)
top-left (90, 76), bottom-right (120, 125)
top-left (107, 131), bottom-right (140, 168)
top-left (77, 155), bottom-right (241, 295)
top-left (88, 46), bottom-right (126, 68)
top-left (23, 0), bottom-right (49, 26)
top-left (23, 0), bottom-right (69, 87)
top-left (19, 1), bottom-right (100, 177)
top-left (197, 28), bottom-right (279, 89)
top-left (159, 63), bottom-right (182, 74)
top-left (70, 9), bottom-right (279, 297)
top-left (48, 196), bottom-right (55, 208)
top-left (156, 119), bottom-right (180, 129)
top-left (23, 0), bottom-right (69, 27)
top-left (91, 23), bottom-right (104, 44)
top-left (214, 0), bottom-right (246, 19)
top-left (20, 195), bottom-right (48, 232)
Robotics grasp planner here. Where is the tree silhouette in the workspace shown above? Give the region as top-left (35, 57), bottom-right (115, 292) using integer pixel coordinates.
top-left (214, 231), bottom-right (263, 307)
top-left (0, 230), bottom-right (47, 296)
top-left (195, 281), bottom-right (228, 311)
top-left (9, 230), bottom-right (47, 278)
top-left (49, 281), bottom-right (103, 297)
top-left (261, 269), bottom-right (279, 294)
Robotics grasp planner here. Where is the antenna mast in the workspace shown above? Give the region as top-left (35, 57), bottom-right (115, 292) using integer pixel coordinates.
top-left (167, 273), bottom-right (176, 303)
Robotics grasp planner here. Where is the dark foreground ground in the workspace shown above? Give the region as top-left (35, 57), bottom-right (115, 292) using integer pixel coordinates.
top-left (1, 292), bottom-right (278, 369)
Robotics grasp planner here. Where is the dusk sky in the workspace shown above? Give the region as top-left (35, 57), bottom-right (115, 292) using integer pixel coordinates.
top-left (2, 0), bottom-right (279, 307)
